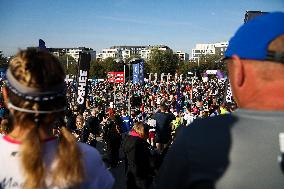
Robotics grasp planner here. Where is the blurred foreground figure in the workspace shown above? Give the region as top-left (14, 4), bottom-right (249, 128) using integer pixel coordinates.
top-left (0, 48), bottom-right (114, 189)
top-left (152, 12), bottom-right (284, 189)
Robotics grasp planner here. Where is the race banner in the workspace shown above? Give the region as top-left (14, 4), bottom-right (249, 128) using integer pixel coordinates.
top-left (133, 63), bottom-right (140, 84)
top-left (139, 60), bottom-right (144, 85)
top-left (224, 79), bottom-right (234, 103)
top-left (132, 60), bottom-right (144, 84)
top-left (108, 72), bottom-right (124, 83)
top-left (216, 70), bottom-right (224, 79)
top-left (205, 70), bottom-right (217, 75)
top-left (39, 39), bottom-right (46, 50)
top-left (77, 52), bottom-right (91, 110)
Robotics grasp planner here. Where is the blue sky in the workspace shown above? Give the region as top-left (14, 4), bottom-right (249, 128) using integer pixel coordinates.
top-left (0, 0), bottom-right (283, 56)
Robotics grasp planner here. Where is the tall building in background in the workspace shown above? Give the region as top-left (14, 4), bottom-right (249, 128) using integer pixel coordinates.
top-left (96, 48), bottom-right (122, 61)
top-left (110, 45), bottom-right (146, 59)
top-left (141, 45), bottom-right (172, 60)
top-left (191, 41), bottom-right (228, 62)
top-left (48, 47), bottom-right (96, 62)
top-left (175, 51), bottom-right (189, 61)
top-left (97, 45), bottom-right (172, 61)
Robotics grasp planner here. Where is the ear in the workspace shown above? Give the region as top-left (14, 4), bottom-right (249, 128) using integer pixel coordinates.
top-left (231, 55), bottom-right (245, 87)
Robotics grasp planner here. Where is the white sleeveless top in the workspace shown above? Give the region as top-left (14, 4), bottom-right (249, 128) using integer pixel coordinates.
top-left (0, 136), bottom-right (114, 189)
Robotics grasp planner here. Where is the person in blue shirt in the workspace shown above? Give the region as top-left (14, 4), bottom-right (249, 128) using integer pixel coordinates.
top-left (120, 109), bottom-right (134, 133)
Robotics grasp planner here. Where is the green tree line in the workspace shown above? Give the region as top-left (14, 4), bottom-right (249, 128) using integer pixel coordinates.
top-left (60, 51), bottom-right (226, 79)
top-left (1, 50), bottom-right (226, 78)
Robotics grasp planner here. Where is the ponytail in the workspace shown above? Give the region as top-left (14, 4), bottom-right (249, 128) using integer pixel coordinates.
top-left (20, 123), bottom-right (85, 188)
top-left (52, 127), bottom-right (85, 188)
top-left (21, 126), bottom-right (45, 189)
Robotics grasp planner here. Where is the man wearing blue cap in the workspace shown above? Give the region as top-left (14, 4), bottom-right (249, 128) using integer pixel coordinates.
top-left (152, 12), bottom-right (284, 189)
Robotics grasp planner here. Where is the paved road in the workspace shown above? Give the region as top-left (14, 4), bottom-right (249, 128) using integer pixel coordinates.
top-left (96, 137), bottom-right (126, 189)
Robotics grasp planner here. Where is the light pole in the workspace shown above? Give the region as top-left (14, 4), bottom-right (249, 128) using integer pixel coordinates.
top-left (114, 58), bottom-right (129, 113)
top-left (115, 57), bottom-right (142, 115)
top-left (127, 58), bottom-right (143, 115)
top-left (127, 62), bottom-right (131, 115)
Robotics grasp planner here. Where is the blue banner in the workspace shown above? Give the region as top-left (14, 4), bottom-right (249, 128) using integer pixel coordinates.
top-left (139, 60), bottom-right (144, 85)
top-left (216, 70), bottom-right (224, 79)
top-left (132, 60), bottom-right (144, 84)
top-left (39, 39), bottom-right (46, 50)
top-left (133, 63), bottom-right (140, 84)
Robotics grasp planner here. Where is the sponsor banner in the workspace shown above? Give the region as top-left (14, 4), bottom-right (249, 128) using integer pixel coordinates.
top-left (77, 52), bottom-right (91, 108)
top-left (206, 70), bottom-right (218, 75)
top-left (39, 39), bottom-right (46, 50)
top-left (132, 60), bottom-right (144, 84)
top-left (139, 60), bottom-right (144, 85)
top-left (224, 79), bottom-right (234, 103)
top-left (133, 63), bottom-right (140, 84)
top-left (205, 70), bottom-right (224, 79)
top-left (216, 70), bottom-right (224, 79)
top-left (108, 72), bottom-right (124, 83)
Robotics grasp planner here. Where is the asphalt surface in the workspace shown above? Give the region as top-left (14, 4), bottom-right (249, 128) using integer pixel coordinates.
top-left (96, 136), bottom-right (126, 189)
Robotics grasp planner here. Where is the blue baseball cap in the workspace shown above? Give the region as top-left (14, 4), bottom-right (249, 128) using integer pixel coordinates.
top-left (225, 12), bottom-right (284, 63)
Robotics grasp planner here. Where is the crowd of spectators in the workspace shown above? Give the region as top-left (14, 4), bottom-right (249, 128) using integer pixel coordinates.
top-left (0, 64), bottom-right (237, 189)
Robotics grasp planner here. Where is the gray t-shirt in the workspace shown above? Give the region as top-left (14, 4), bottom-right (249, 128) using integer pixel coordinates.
top-left (152, 109), bottom-right (284, 189)
top-left (217, 109), bottom-right (284, 189)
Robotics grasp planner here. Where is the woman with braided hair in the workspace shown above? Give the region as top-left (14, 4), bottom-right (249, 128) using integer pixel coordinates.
top-left (0, 48), bottom-right (114, 189)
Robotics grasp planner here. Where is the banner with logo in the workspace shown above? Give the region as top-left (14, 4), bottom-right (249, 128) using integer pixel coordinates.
top-left (108, 72), bottom-right (124, 83)
top-left (224, 79), bottom-right (234, 103)
top-left (133, 63), bottom-right (140, 84)
top-left (39, 39), bottom-right (46, 50)
top-left (77, 52), bottom-right (91, 110)
top-left (139, 60), bottom-right (144, 84)
top-left (132, 60), bottom-right (144, 84)
top-left (216, 70), bottom-right (224, 79)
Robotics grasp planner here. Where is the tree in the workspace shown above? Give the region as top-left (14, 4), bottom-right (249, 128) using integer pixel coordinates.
top-left (176, 60), bottom-right (198, 75)
top-left (89, 60), bottom-right (106, 78)
top-left (102, 57), bottom-right (124, 72)
top-left (175, 54), bottom-right (227, 77)
top-left (195, 54), bottom-right (225, 73)
top-left (58, 54), bottom-right (78, 76)
top-left (146, 49), bottom-right (179, 75)
top-left (89, 57), bottom-right (125, 79)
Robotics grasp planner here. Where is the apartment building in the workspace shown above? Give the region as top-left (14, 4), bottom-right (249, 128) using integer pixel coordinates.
top-left (175, 51), bottom-right (189, 61)
top-left (97, 45), bottom-right (172, 61)
top-left (191, 42), bottom-right (228, 62)
top-left (48, 47), bottom-right (96, 62)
